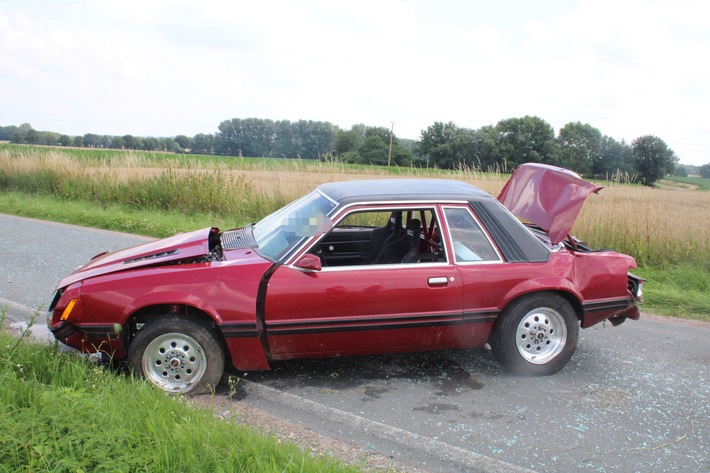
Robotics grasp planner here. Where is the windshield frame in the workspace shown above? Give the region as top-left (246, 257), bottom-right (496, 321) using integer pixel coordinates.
top-left (252, 190), bottom-right (337, 262)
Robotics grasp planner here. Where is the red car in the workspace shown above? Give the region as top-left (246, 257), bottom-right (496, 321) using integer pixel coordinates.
top-left (48, 163), bottom-right (644, 394)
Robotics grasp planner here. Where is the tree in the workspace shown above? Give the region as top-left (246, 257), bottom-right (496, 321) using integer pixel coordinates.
top-left (632, 135), bottom-right (678, 186)
top-left (494, 116), bottom-right (557, 169)
top-left (172, 135), bottom-right (190, 152)
top-left (418, 122), bottom-right (488, 169)
top-left (271, 120), bottom-right (295, 158)
top-left (191, 133), bottom-right (214, 155)
top-left (110, 136), bottom-right (125, 149)
top-left (466, 126), bottom-right (499, 170)
top-left (418, 121), bottom-right (460, 168)
top-left (143, 137), bottom-right (160, 151)
top-left (215, 118), bottom-right (274, 157)
top-left (333, 129), bottom-right (364, 156)
top-left (388, 142), bottom-right (413, 166)
top-left (294, 120), bottom-right (334, 159)
top-left (122, 135), bottom-right (144, 150)
top-left (26, 128), bottom-right (40, 144)
top-left (43, 131), bottom-right (60, 146)
top-left (59, 134), bottom-right (72, 146)
top-left (336, 125), bottom-right (412, 166)
top-left (556, 122), bottom-right (602, 176)
top-left (397, 137), bottom-right (420, 162)
top-left (596, 137), bottom-right (634, 179)
top-left (83, 133), bottom-right (101, 148)
top-left (699, 164), bottom-right (710, 179)
top-left (0, 125), bottom-right (20, 141)
top-left (674, 165), bottom-right (688, 177)
top-left (162, 138), bottom-right (180, 153)
top-left (356, 135), bottom-right (389, 165)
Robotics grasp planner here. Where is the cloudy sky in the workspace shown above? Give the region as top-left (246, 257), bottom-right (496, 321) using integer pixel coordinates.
top-left (1, 0), bottom-right (708, 165)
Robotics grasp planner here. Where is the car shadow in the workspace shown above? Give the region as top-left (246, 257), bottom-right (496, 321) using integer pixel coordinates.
top-left (224, 348), bottom-right (502, 399)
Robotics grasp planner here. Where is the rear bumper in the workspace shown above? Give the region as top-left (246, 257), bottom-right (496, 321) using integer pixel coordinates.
top-left (581, 297), bottom-right (640, 328)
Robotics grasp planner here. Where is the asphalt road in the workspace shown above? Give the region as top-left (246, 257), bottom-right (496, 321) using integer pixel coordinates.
top-left (2, 214), bottom-right (708, 473)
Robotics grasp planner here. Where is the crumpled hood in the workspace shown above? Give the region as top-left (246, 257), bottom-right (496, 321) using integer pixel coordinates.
top-left (56, 227), bottom-right (216, 288)
top-left (497, 163), bottom-right (602, 245)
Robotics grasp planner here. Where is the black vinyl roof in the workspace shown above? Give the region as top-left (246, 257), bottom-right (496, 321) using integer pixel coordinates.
top-left (317, 179), bottom-right (491, 205)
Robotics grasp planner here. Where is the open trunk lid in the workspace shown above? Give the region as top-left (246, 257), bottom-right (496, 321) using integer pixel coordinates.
top-left (497, 163), bottom-right (602, 245)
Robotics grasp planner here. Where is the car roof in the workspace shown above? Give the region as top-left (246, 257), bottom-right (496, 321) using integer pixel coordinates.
top-left (317, 179), bottom-right (491, 206)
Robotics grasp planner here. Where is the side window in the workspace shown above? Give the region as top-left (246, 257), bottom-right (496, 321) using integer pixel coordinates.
top-left (444, 207), bottom-right (500, 263)
top-left (313, 208), bottom-right (446, 267)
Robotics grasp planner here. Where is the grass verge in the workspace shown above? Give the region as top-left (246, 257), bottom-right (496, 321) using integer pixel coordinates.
top-left (0, 310), bottom-right (358, 473)
top-left (1, 192), bottom-right (707, 322)
top-left (0, 192), bottom-right (239, 238)
top-left (634, 265), bottom-right (710, 322)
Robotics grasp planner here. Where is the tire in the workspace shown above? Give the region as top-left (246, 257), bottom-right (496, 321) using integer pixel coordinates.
top-left (490, 293), bottom-right (579, 376)
top-left (127, 315), bottom-right (225, 395)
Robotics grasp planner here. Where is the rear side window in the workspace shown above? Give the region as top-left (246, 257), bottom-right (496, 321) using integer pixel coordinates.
top-left (444, 207), bottom-right (500, 263)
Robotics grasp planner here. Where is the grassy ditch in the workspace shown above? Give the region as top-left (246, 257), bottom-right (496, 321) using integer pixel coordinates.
top-left (0, 310), bottom-right (358, 473)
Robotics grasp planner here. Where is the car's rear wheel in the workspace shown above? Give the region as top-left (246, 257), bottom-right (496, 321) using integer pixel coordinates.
top-left (490, 293), bottom-right (579, 376)
top-left (127, 316), bottom-right (224, 395)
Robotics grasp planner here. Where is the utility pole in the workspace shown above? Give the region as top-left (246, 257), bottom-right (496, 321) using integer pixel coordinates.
top-left (387, 121), bottom-right (395, 166)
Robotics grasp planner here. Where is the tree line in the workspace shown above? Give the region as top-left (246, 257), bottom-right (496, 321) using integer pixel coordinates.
top-left (418, 117), bottom-right (684, 185)
top-left (3, 115), bottom-right (702, 185)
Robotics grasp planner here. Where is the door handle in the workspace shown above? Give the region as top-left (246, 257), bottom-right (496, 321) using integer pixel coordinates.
top-left (428, 276), bottom-right (449, 287)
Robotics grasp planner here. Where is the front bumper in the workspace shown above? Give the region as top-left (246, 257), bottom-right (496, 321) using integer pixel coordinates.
top-left (47, 315), bottom-right (126, 358)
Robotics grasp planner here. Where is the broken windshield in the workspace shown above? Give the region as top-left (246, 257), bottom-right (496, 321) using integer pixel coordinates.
top-left (253, 191), bottom-right (336, 261)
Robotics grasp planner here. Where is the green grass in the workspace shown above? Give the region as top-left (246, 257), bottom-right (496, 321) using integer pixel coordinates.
top-left (0, 192), bottom-right (238, 237)
top-left (634, 265), bottom-right (710, 322)
top-left (0, 311), bottom-right (358, 473)
top-left (663, 175), bottom-right (710, 190)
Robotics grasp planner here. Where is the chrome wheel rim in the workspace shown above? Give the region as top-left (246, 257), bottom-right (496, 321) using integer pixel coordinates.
top-left (515, 307), bottom-right (567, 364)
top-left (142, 332), bottom-right (207, 393)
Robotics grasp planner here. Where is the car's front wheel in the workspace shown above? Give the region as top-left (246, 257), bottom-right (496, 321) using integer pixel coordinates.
top-left (490, 293), bottom-right (579, 376)
top-left (127, 316), bottom-right (225, 395)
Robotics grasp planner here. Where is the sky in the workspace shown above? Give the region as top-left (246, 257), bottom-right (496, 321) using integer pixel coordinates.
top-left (1, 0), bottom-right (709, 165)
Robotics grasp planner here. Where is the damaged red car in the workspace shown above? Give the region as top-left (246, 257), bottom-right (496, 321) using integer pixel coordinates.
top-left (48, 163), bottom-right (644, 394)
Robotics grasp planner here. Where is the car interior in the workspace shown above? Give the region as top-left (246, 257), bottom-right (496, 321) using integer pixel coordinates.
top-left (310, 209), bottom-right (446, 267)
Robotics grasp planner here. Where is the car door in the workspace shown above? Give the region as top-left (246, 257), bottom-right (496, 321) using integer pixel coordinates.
top-left (262, 205), bottom-right (468, 359)
top-left (441, 205), bottom-right (520, 324)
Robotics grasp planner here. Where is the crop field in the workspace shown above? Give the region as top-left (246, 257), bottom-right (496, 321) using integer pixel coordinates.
top-left (1, 144), bottom-right (709, 319)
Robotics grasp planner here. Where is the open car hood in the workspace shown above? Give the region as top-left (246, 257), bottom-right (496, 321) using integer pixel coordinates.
top-left (497, 163), bottom-right (602, 245)
top-left (56, 227), bottom-right (215, 288)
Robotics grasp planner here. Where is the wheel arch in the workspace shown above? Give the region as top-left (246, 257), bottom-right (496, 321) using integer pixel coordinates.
top-left (497, 289), bottom-right (583, 325)
top-left (124, 304), bottom-right (230, 366)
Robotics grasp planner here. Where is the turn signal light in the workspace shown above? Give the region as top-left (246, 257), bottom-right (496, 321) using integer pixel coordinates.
top-left (60, 299), bottom-right (78, 321)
